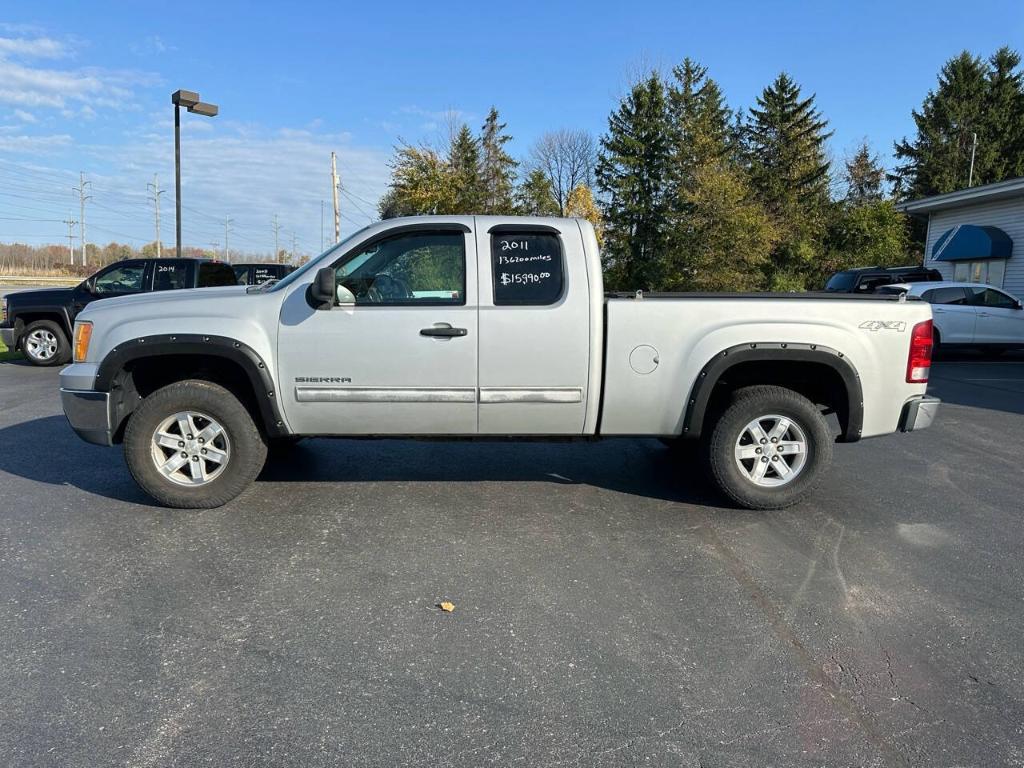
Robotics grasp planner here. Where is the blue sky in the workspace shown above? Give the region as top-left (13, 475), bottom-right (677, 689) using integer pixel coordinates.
top-left (1, 0), bottom-right (1022, 257)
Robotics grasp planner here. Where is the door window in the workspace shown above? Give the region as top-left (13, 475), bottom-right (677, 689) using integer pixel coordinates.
top-left (93, 263), bottom-right (147, 294)
top-left (921, 287), bottom-right (968, 305)
top-left (153, 262), bottom-right (190, 291)
top-left (333, 231), bottom-right (465, 305)
top-left (490, 232), bottom-right (564, 305)
top-left (967, 287), bottom-right (1018, 309)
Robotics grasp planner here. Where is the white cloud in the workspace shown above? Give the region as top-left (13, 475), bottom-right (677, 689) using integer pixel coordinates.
top-left (0, 35), bottom-right (155, 112)
top-left (13, 108), bottom-right (36, 122)
top-left (0, 35), bottom-right (65, 59)
top-left (0, 133), bottom-right (72, 153)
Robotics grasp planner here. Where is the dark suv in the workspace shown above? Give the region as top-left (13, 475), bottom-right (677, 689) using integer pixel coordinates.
top-left (1, 258), bottom-right (237, 366)
top-left (824, 266), bottom-right (942, 294)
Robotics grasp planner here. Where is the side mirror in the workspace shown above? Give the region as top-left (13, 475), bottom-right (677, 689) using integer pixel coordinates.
top-left (309, 267), bottom-right (336, 309)
top-left (1015, 300), bottom-right (1023, 310)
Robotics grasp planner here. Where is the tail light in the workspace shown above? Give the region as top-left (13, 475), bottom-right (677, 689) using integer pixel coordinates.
top-left (906, 319), bottom-right (933, 383)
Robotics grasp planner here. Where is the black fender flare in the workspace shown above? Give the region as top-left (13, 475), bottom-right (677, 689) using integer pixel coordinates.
top-left (94, 334), bottom-right (289, 438)
top-left (12, 304), bottom-right (74, 342)
top-left (681, 342), bottom-right (864, 443)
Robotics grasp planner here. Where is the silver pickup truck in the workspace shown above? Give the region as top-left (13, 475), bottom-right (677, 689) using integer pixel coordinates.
top-left (59, 216), bottom-right (939, 510)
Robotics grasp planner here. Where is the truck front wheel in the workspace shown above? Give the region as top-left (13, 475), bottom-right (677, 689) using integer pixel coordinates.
top-left (123, 380), bottom-right (268, 508)
top-left (706, 385), bottom-right (832, 510)
top-left (22, 319), bottom-right (71, 366)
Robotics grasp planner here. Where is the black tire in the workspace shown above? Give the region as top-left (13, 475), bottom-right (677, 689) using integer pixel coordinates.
top-left (123, 380), bottom-right (268, 508)
top-left (706, 385), bottom-right (832, 510)
top-left (22, 319), bottom-right (71, 367)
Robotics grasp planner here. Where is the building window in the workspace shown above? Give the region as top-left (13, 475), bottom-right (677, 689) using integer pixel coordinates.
top-left (951, 259), bottom-right (1006, 286)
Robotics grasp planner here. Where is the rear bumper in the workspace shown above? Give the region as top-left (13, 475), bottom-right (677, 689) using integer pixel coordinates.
top-left (0, 326), bottom-right (16, 349)
top-left (60, 388), bottom-right (114, 446)
top-left (899, 395), bottom-right (940, 432)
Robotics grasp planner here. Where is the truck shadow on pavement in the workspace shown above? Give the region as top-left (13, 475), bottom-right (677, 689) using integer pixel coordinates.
top-left (0, 416), bottom-right (729, 509)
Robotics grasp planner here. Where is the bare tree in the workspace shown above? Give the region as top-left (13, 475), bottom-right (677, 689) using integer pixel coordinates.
top-left (527, 129), bottom-right (598, 215)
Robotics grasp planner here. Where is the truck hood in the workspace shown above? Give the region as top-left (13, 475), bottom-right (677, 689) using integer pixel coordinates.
top-left (79, 284), bottom-right (249, 314)
top-left (6, 286), bottom-right (75, 306)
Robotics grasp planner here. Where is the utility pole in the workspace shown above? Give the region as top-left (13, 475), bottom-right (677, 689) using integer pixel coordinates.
top-left (73, 172), bottom-right (91, 267)
top-left (63, 217), bottom-right (78, 264)
top-left (331, 151), bottom-right (341, 244)
top-left (147, 173), bottom-right (164, 257)
top-left (224, 217), bottom-right (233, 261)
top-left (272, 214), bottom-right (281, 263)
top-left (968, 132), bottom-right (978, 187)
top-left (290, 231), bottom-right (297, 262)
top-left (320, 199), bottom-right (325, 252)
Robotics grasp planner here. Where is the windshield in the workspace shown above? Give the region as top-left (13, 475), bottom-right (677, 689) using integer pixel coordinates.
top-left (267, 224), bottom-right (375, 293)
top-left (824, 272), bottom-right (857, 292)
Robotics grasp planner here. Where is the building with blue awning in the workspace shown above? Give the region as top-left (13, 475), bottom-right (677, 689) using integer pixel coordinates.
top-left (897, 177), bottom-right (1023, 295)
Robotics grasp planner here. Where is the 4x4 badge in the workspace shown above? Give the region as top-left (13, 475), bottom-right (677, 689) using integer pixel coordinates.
top-left (859, 320), bottom-right (907, 332)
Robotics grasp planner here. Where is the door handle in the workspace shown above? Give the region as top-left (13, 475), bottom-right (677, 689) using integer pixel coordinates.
top-left (420, 325), bottom-right (468, 338)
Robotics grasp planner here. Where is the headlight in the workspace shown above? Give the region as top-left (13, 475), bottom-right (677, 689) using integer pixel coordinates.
top-left (73, 321), bottom-right (93, 363)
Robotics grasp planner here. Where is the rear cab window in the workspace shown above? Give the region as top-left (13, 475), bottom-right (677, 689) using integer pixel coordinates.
top-left (198, 262), bottom-right (238, 288)
top-left (153, 261), bottom-right (192, 291)
top-left (490, 231), bottom-right (564, 305)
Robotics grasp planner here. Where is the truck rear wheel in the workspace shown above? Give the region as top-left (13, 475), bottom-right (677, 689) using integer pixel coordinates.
top-left (123, 380), bottom-right (268, 508)
top-left (705, 385), bottom-right (832, 510)
top-left (22, 319), bottom-right (70, 366)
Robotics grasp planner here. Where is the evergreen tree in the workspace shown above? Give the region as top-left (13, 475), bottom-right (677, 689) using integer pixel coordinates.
top-left (981, 47), bottom-right (1024, 182)
top-left (515, 169), bottom-right (560, 216)
top-left (479, 107), bottom-right (518, 214)
top-left (596, 74), bottom-right (672, 291)
top-left (447, 124), bottom-right (484, 213)
top-left (844, 141), bottom-right (885, 203)
top-left (892, 51), bottom-right (990, 197)
top-left (667, 58), bottom-right (734, 187)
top-left (745, 72), bottom-right (833, 288)
top-left (673, 164), bottom-right (776, 292)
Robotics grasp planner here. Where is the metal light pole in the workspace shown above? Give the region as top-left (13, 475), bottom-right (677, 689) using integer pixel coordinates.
top-left (171, 89), bottom-right (218, 257)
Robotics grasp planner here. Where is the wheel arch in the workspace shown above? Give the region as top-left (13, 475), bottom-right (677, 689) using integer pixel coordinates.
top-left (94, 334), bottom-right (290, 442)
top-left (13, 310), bottom-right (71, 347)
top-left (682, 343), bottom-right (864, 443)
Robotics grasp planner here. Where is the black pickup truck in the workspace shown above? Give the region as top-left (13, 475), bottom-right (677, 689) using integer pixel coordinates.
top-left (1, 257), bottom-right (237, 366)
top-left (231, 262), bottom-right (294, 285)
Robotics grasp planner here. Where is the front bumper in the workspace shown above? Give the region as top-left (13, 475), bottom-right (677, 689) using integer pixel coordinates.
top-left (899, 395), bottom-right (940, 432)
top-left (0, 326), bottom-right (16, 350)
top-left (60, 388), bottom-right (114, 446)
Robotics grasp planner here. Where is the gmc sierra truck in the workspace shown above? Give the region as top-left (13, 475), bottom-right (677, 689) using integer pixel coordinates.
top-left (2, 257), bottom-right (236, 366)
top-left (58, 216), bottom-right (940, 510)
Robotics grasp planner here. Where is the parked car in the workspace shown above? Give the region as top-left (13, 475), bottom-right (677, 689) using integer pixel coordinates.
top-left (59, 216), bottom-right (939, 511)
top-left (232, 263), bottom-right (295, 286)
top-left (876, 281), bottom-right (1024, 352)
top-left (824, 265), bottom-right (942, 294)
top-left (0, 258), bottom-right (237, 366)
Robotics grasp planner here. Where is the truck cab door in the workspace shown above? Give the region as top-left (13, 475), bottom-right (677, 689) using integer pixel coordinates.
top-left (474, 219), bottom-right (593, 434)
top-left (277, 225), bottom-right (479, 435)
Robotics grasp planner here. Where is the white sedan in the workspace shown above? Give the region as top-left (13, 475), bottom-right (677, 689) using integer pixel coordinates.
top-left (879, 281), bottom-right (1024, 351)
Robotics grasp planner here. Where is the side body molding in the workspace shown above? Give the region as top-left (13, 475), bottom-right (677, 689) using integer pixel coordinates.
top-left (94, 334), bottom-right (290, 437)
top-left (681, 342), bottom-right (864, 443)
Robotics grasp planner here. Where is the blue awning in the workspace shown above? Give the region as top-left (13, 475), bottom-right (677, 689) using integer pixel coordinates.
top-left (931, 224), bottom-right (1013, 262)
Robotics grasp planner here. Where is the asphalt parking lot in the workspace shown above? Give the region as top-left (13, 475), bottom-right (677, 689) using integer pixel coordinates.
top-left (1, 353), bottom-right (1022, 767)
